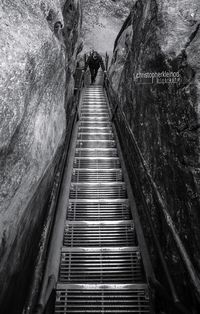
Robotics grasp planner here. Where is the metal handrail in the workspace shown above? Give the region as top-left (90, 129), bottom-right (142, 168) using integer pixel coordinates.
top-left (23, 70), bottom-right (84, 314)
top-left (104, 72), bottom-right (200, 311)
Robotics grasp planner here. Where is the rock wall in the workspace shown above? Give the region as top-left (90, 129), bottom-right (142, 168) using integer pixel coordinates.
top-left (81, 0), bottom-right (133, 55)
top-left (0, 0), bottom-right (81, 312)
top-left (109, 0), bottom-right (200, 310)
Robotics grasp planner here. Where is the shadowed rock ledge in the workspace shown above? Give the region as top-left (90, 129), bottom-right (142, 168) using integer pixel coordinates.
top-left (0, 0), bottom-right (81, 312)
top-left (109, 0), bottom-right (200, 311)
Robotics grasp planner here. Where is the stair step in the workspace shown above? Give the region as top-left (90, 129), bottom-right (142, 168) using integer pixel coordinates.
top-left (55, 284), bottom-right (150, 314)
top-left (80, 116), bottom-right (110, 121)
top-left (71, 168), bottom-right (123, 182)
top-left (81, 106), bottom-right (108, 110)
top-left (78, 127), bottom-right (112, 131)
top-left (59, 247), bottom-right (144, 284)
top-left (69, 183), bottom-right (127, 199)
top-left (79, 121), bottom-right (112, 127)
top-left (75, 148), bottom-right (118, 158)
top-left (78, 132), bottom-right (113, 135)
top-left (73, 157), bottom-right (120, 169)
top-left (66, 199), bottom-right (131, 221)
top-left (81, 104), bottom-right (107, 108)
top-left (82, 101), bottom-right (107, 104)
top-left (81, 108), bottom-right (108, 111)
top-left (76, 140), bottom-right (116, 149)
top-left (77, 133), bottom-right (114, 140)
top-left (63, 220), bottom-right (137, 247)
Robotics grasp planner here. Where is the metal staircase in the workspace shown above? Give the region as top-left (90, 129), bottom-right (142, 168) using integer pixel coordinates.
top-left (54, 85), bottom-right (152, 313)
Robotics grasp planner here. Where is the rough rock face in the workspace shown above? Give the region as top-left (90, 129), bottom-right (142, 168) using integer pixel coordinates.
top-left (81, 0), bottom-right (133, 55)
top-left (0, 0), bottom-right (81, 312)
top-left (109, 0), bottom-right (200, 310)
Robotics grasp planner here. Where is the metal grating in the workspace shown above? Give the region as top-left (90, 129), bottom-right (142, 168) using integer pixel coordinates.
top-left (75, 148), bottom-right (118, 158)
top-left (80, 113), bottom-right (109, 117)
top-left (78, 126), bottom-right (112, 132)
top-left (59, 248), bottom-right (144, 283)
top-left (82, 100), bottom-right (106, 103)
top-left (76, 140), bottom-right (116, 149)
top-left (81, 105), bottom-right (108, 110)
top-left (80, 116), bottom-right (110, 121)
top-left (69, 183), bottom-right (127, 199)
top-left (63, 221), bottom-right (137, 247)
top-left (81, 103), bottom-right (107, 107)
top-left (55, 285), bottom-right (150, 314)
top-left (77, 133), bottom-right (114, 141)
top-left (81, 108), bottom-right (108, 112)
top-left (71, 169), bottom-right (123, 183)
top-left (73, 157), bottom-right (120, 169)
top-left (66, 200), bottom-right (131, 221)
top-left (81, 108), bottom-right (109, 113)
top-left (79, 122), bottom-right (112, 128)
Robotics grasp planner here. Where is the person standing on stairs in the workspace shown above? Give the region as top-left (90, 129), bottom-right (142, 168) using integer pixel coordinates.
top-left (84, 51), bottom-right (106, 84)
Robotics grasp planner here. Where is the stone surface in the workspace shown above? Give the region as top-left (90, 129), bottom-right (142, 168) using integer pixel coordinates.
top-left (81, 0), bottom-right (133, 56)
top-left (0, 0), bottom-right (81, 312)
top-left (109, 0), bottom-right (200, 310)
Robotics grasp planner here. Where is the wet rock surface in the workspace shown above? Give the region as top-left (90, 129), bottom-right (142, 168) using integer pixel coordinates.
top-left (0, 0), bottom-right (81, 312)
top-left (109, 0), bottom-right (200, 310)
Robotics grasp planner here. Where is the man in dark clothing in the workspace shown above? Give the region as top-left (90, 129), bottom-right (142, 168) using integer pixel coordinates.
top-left (84, 51), bottom-right (106, 84)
